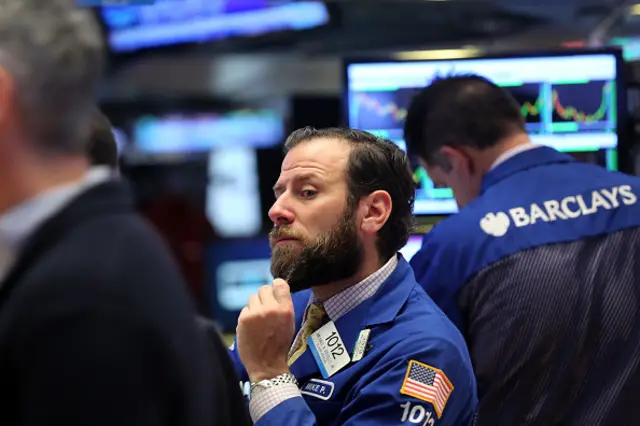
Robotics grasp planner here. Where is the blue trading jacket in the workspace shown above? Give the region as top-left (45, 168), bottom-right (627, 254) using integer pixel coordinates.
top-left (229, 257), bottom-right (477, 426)
top-left (411, 146), bottom-right (640, 426)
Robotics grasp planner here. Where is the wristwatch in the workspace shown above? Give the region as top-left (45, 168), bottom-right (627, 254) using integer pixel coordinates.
top-left (250, 373), bottom-right (298, 393)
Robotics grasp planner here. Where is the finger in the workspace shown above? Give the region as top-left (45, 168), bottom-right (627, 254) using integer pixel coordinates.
top-left (236, 305), bottom-right (249, 329)
top-left (238, 306), bottom-right (249, 321)
top-left (236, 307), bottom-right (249, 331)
top-left (258, 285), bottom-right (275, 305)
top-left (247, 294), bottom-right (260, 312)
top-left (272, 278), bottom-right (292, 304)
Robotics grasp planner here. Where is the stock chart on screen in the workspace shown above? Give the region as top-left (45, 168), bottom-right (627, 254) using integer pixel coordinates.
top-left (346, 53), bottom-right (620, 215)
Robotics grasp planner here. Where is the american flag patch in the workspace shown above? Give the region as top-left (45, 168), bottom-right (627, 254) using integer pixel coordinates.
top-left (400, 360), bottom-right (454, 418)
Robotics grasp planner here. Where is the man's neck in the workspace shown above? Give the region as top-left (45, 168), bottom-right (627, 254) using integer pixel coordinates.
top-left (474, 133), bottom-right (531, 174)
top-left (0, 155), bottom-right (89, 215)
top-left (311, 254), bottom-right (384, 302)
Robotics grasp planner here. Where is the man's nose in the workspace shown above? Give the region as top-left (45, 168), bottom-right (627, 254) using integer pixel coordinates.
top-left (268, 200), bottom-right (295, 226)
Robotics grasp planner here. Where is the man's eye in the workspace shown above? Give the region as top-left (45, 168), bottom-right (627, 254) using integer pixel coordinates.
top-left (300, 189), bottom-right (317, 198)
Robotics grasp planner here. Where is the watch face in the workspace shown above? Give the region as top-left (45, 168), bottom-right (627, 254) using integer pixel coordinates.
top-left (250, 379), bottom-right (273, 394)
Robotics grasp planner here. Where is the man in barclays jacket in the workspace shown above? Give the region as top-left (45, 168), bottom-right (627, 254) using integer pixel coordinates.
top-left (228, 127), bottom-right (477, 426)
top-left (404, 74), bottom-right (640, 426)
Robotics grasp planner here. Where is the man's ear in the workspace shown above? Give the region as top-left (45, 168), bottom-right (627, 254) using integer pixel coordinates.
top-left (439, 146), bottom-right (468, 172)
top-left (360, 190), bottom-right (392, 234)
top-left (440, 145), bottom-right (482, 175)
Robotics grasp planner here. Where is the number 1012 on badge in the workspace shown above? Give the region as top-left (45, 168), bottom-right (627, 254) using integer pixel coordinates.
top-left (77, 0), bottom-right (155, 6)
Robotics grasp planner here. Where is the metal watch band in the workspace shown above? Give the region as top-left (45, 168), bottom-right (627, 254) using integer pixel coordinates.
top-left (250, 373), bottom-right (298, 393)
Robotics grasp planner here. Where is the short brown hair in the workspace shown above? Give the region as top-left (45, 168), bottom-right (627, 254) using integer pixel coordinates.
top-left (404, 74), bottom-right (526, 165)
top-left (87, 107), bottom-right (118, 169)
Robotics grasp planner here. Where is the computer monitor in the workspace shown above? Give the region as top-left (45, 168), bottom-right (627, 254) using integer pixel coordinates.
top-left (206, 238), bottom-right (272, 332)
top-left (131, 109), bottom-right (284, 156)
top-left (99, 0), bottom-right (331, 54)
top-left (207, 147), bottom-right (262, 238)
top-left (344, 49), bottom-right (626, 216)
top-left (123, 109), bottom-right (284, 237)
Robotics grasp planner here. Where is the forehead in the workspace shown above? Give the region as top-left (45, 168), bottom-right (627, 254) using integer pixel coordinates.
top-left (279, 138), bottom-right (350, 182)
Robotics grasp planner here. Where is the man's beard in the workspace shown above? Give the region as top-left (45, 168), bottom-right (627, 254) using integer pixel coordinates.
top-left (269, 204), bottom-right (363, 293)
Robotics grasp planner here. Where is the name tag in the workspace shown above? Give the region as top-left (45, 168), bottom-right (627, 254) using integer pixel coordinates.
top-left (351, 329), bottom-right (370, 362)
top-left (301, 378), bottom-right (335, 400)
top-left (307, 321), bottom-right (350, 378)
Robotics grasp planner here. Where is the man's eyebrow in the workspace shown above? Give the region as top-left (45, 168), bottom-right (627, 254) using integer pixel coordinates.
top-left (272, 173), bottom-right (319, 194)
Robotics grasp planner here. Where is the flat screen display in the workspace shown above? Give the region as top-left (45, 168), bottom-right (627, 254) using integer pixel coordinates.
top-left (206, 238), bottom-right (272, 331)
top-left (122, 109), bottom-right (283, 237)
top-left (132, 109), bottom-right (284, 155)
top-left (345, 51), bottom-right (623, 215)
top-left (207, 147), bottom-right (262, 238)
top-left (101, 0), bottom-right (330, 53)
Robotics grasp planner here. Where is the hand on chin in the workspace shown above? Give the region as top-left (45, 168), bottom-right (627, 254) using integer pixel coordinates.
top-left (236, 278), bottom-right (296, 382)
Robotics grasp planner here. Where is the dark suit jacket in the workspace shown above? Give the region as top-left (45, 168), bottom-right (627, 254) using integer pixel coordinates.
top-left (0, 181), bottom-right (244, 426)
top-left (197, 316), bottom-right (251, 426)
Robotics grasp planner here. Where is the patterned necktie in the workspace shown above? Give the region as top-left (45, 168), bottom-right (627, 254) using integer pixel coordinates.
top-left (287, 302), bottom-right (327, 365)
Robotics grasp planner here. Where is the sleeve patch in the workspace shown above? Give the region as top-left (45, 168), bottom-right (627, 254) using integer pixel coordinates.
top-left (400, 360), bottom-right (454, 418)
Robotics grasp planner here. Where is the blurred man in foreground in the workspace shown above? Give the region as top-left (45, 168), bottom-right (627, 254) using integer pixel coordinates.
top-left (228, 127), bottom-right (477, 425)
top-left (86, 106), bottom-right (251, 425)
top-left (0, 2), bottom-right (229, 425)
top-left (404, 74), bottom-right (640, 425)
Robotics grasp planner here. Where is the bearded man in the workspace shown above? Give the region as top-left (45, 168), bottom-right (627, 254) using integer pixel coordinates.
top-left (228, 127), bottom-right (477, 426)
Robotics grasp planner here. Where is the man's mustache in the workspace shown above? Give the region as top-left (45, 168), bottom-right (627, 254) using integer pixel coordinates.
top-left (269, 227), bottom-right (304, 242)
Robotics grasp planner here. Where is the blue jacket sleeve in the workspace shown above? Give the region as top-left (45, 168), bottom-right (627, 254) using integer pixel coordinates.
top-left (255, 337), bottom-right (477, 426)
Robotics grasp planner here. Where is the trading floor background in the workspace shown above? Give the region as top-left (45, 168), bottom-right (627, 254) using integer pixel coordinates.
top-left (98, 0), bottom-right (640, 341)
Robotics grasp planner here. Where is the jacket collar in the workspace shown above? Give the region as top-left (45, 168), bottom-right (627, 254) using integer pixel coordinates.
top-left (290, 255), bottom-right (417, 380)
top-left (481, 146), bottom-right (576, 194)
top-left (0, 181), bottom-right (134, 311)
top-left (0, 167), bottom-right (113, 250)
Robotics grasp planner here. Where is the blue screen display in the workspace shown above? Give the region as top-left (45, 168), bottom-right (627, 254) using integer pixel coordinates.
top-left (205, 238), bottom-right (272, 330)
top-left (346, 52), bottom-right (621, 215)
top-left (101, 0), bottom-right (330, 52)
top-left (131, 110), bottom-right (284, 154)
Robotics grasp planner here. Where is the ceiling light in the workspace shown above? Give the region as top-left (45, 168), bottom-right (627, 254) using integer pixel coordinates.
top-left (394, 48), bottom-right (481, 61)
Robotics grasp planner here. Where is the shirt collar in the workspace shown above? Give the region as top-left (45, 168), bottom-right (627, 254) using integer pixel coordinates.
top-left (489, 143), bottom-right (542, 171)
top-left (0, 166), bottom-right (114, 249)
top-left (481, 146), bottom-right (577, 194)
top-left (309, 255), bottom-right (398, 321)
